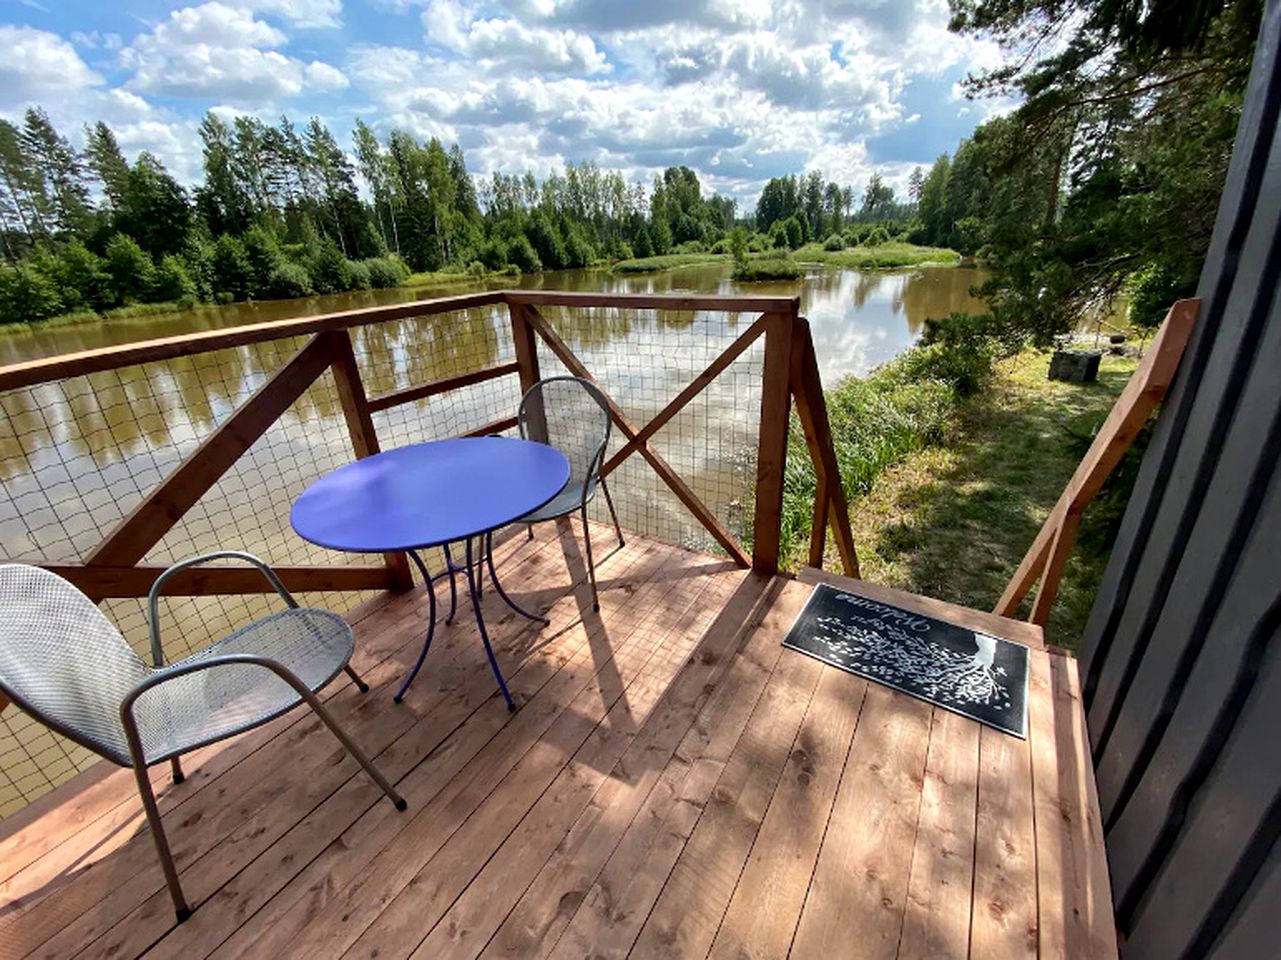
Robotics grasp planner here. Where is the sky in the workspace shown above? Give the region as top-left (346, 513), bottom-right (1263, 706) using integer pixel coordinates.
top-left (0, 0), bottom-right (1008, 210)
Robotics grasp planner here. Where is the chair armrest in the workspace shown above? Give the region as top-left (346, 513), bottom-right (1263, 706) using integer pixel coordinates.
top-left (147, 552), bottom-right (297, 667)
top-left (119, 652), bottom-right (316, 769)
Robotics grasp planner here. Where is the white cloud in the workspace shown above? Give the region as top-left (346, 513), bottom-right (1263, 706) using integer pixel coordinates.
top-left (0, 26), bottom-right (102, 109)
top-left (421, 2), bottom-right (608, 75)
top-left (120, 2), bottom-right (349, 104)
top-left (249, 0), bottom-right (344, 28)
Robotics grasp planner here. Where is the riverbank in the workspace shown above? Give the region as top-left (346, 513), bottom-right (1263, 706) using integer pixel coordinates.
top-left (795, 348), bottom-right (1141, 649)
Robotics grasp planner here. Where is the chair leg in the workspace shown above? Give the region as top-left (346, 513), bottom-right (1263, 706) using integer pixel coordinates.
top-left (169, 757), bottom-right (184, 784)
top-left (344, 664), bottom-right (370, 693)
top-left (132, 762), bottom-right (190, 922)
top-left (300, 687), bottom-right (407, 811)
top-left (581, 505), bottom-right (600, 612)
top-left (601, 477), bottom-right (625, 548)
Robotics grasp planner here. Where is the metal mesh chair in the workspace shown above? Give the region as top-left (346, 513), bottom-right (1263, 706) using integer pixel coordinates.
top-left (515, 376), bottom-right (624, 610)
top-left (0, 553), bottom-right (405, 922)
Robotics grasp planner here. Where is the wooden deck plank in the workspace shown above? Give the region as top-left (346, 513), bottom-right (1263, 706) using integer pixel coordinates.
top-left (8, 532), bottom-right (572, 959)
top-left (0, 539), bottom-right (1113, 960)
top-left (626, 630), bottom-right (824, 957)
top-left (969, 689), bottom-right (1039, 959)
top-left (406, 559), bottom-right (746, 958)
top-left (257, 543), bottom-right (722, 959)
top-left (788, 683), bottom-right (933, 959)
top-left (704, 652), bottom-right (866, 960)
top-left (188, 532), bottom-right (673, 960)
top-left (1038, 654), bottom-right (1116, 960)
top-left (513, 575), bottom-right (789, 960)
top-left (545, 575), bottom-right (804, 960)
top-left (897, 707), bottom-right (981, 959)
top-left (340, 559), bottom-right (741, 960)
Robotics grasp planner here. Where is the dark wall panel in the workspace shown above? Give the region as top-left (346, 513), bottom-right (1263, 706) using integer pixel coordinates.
top-left (1077, 1), bottom-right (1281, 955)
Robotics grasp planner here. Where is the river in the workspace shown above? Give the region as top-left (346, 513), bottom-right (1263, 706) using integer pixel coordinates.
top-left (0, 262), bottom-right (986, 381)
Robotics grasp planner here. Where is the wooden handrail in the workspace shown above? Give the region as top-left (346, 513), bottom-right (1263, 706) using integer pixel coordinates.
top-left (504, 290), bottom-right (799, 313)
top-left (0, 291), bottom-right (507, 391)
top-left (995, 298), bottom-right (1199, 624)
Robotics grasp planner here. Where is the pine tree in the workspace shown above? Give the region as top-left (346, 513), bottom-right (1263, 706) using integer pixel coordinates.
top-left (84, 121), bottom-right (130, 211)
top-left (21, 108), bottom-right (90, 235)
top-left (0, 119), bottom-right (41, 241)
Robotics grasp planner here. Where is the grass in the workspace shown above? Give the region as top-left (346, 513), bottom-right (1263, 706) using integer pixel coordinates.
top-left (795, 241), bottom-right (962, 269)
top-left (810, 349), bottom-right (1141, 650)
top-left (732, 257), bottom-right (802, 280)
top-left (612, 253), bottom-right (728, 273)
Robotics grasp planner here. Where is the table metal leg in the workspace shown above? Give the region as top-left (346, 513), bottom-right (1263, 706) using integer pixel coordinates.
top-left (395, 549), bottom-right (438, 703)
top-left (485, 530), bottom-right (550, 625)
top-left (442, 543), bottom-right (459, 625)
top-left (465, 537), bottom-right (516, 711)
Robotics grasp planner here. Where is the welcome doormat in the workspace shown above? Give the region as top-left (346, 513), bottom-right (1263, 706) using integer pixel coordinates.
top-left (783, 583), bottom-right (1029, 738)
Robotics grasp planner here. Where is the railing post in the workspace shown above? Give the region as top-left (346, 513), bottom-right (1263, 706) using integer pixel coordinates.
top-left (789, 316), bottom-right (859, 578)
top-left (752, 307), bottom-right (797, 575)
top-left (509, 298), bottom-right (542, 394)
top-left (325, 329), bottom-right (414, 591)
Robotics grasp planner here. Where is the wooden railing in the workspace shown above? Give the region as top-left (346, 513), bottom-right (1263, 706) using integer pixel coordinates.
top-left (0, 292), bottom-right (858, 617)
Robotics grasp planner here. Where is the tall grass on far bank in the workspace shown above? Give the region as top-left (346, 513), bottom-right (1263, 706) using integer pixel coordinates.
top-left (777, 319), bottom-right (998, 565)
top-left (794, 241), bottom-right (962, 269)
top-left (613, 253), bottom-right (729, 273)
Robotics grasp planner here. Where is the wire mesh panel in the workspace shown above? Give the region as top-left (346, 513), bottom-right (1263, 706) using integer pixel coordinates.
top-left (365, 306), bottom-right (523, 448)
top-left (528, 305), bottom-right (765, 554)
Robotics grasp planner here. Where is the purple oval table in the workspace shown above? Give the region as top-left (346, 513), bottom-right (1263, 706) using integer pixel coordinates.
top-left (291, 437), bottom-right (570, 707)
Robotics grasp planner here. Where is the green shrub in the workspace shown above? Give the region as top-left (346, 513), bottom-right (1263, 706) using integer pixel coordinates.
top-left (0, 262), bottom-right (63, 323)
top-left (672, 240), bottom-right (706, 254)
top-left (525, 213), bottom-right (566, 270)
top-left (1126, 260), bottom-right (1189, 328)
top-left (562, 222), bottom-right (595, 268)
top-left (506, 234), bottom-right (542, 273)
top-left (363, 256), bottom-right (410, 288)
top-left (823, 233), bottom-right (845, 251)
top-left (212, 234), bottom-right (251, 300)
top-left (862, 226), bottom-right (891, 246)
top-left (153, 255), bottom-right (198, 304)
top-left (182, 236), bottom-right (215, 302)
top-left (45, 242), bottom-right (111, 311)
top-left (347, 260), bottom-right (372, 290)
top-left (892, 341), bottom-right (995, 398)
top-left (105, 234), bottom-right (155, 304)
top-left (747, 234), bottom-right (769, 253)
top-left (783, 216), bottom-right (804, 249)
top-left (307, 238), bottom-right (354, 294)
top-left (466, 260), bottom-right (487, 277)
top-left (242, 226), bottom-right (283, 297)
top-left (266, 262), bottom-right (314, 299)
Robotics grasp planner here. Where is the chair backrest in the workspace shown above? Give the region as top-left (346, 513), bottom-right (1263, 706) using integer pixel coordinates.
top-left (0, 565), bottom-right (148, 763)
top-left (518, 376), bottom-right (612, 498)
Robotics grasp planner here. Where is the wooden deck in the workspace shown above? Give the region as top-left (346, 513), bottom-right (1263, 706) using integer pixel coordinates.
top-left (0, 524), bottom-right (1114, 960)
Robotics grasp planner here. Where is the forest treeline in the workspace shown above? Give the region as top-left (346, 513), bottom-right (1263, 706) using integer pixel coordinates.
top-left (0, 107), bottom-right (915, 326)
